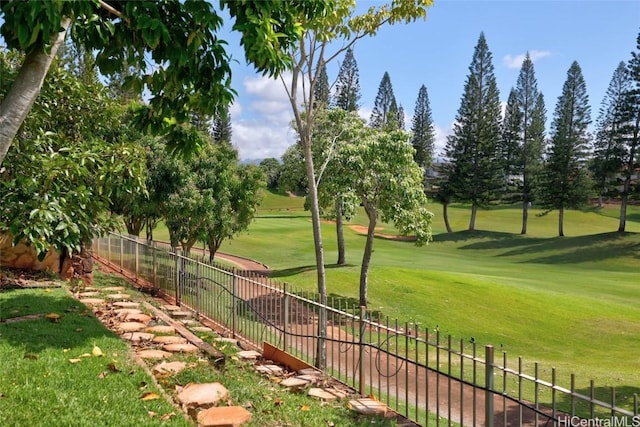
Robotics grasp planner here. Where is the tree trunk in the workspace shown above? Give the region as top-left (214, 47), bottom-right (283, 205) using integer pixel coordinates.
top-left (618, 180), bottom-right (630, 232)
top-left (468, 203), bottom-right (478, 231)
top-left (302, 135), bottom-right (327, 370)
top-left (360, 201), bottom-right (377, 308)
top-left (558, 207), bottom-right (564, 237)
top-left (335, 198), bottom-right (346, 265)
top-left (0, 18), bottom-right (71, 166)
top-left (443, 202), bottom-right (453, 233)
top-left (521, 199), bottom-right (529, 235)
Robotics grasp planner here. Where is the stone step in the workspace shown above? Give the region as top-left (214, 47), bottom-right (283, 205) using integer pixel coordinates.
top-left (162, 304), bottom-right (181, 311)
top-left (152, 361), bottom-right (188, 376)
top-left (103, 286), bottom-right (126, 292)
top-left (118, 322), bottom-right (148, 332)
top-left (106, 293), bottom-right (131, 301)
top-left (153, 335), bottom-right (187, 345)
top-left (176, 383), bottom-right (229, 408)
top-left (170, 310), bottom-right (192, 319)
top-left (197, 406), bottom-right (252, 427)
top-left (122, 313), bottom-right (153, 324)
top-left (79, 298), bottom-right (106, 305)
top-left (112, 301), bottom-right (140, 309)
top-left (255, 364), bottom-right (284, 376)
top-left (190, 326), bottom-right (213, 333)
top-left (236, 350), bottom-right (261, 360)
top-left (348, 398), bottom-right (388, 416)
top-left (78, 291), bottom-right (101, 297)
top-left (308, 387), bottom-right (349, 401)
top-left (121, 332), bottom-right (155, 342)
top-left (280, 377), bottom-right (309, 391)
top-left (115, 308), bottom-right (143, 317)
top-left (163, 343), bottom-right (199, 353)
top-left (137, 349), bottom-right (172, 360)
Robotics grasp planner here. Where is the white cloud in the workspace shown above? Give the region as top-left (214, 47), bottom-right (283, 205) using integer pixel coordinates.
top-left (502, 50), bottom-right (551, 69)
top-left (231, 119), bottom-right (297, 162)
top-left (433, 123), bottom-right (451, 160)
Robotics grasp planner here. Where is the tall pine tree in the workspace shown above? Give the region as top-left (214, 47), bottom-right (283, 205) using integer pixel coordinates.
top-left (410, 84), bottom-right (436, 169)
top-left (314, 64), bottom-right (331, 107)
top-left (334, 48), bottom-right (361, 112)
top-left (539, 61), bottom-right (592, 237)
top-left (370, 72), bottom-right (399, 130)
top-left (591, 62), bottom-right (629, 209)
top-left (617, 31), bottom-right (640, 232)
top-left (212, 105), bottom-right (232, 144)
top-left (443, 32), bottom-right (502, 230)
top-left (515, 53), bottom-right (545, 234)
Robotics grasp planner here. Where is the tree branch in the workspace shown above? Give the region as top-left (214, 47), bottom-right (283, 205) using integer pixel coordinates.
top-left (98, 0), bottom-right (130, 24)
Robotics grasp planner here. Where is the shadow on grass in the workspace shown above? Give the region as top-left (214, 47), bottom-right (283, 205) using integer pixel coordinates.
top-left (456, 231), bottom-right (640, 265)
top-left (0, 290), bottom-right (110, 353)
top-left (554, 384), bottom-right (640, 420)
top-left (432, 230), bottom-right (518, 243)
top-left (268, 263), bottom-right (355, 278)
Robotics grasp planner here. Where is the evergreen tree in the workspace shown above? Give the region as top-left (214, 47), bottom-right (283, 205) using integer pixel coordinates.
top-left (616, 31), bottom-right (640, 232)
top-left (370, 72), bottom-right (399, 130)
top-left (539, 61), bottom-right (592, 237)
top-left (314, 64), bottom-right (331, 107)
top-left (397, 104), bottom-right (405, 130)
top-left (212, 105), bottom-right (232, 144)
top-left (515, 53), bottom-right (546, 234)
top-left (334, 48), bottom-right (361, 112)
top-left (410, 85), bottom-right (436, 169)
top-left (499, 88), bottom-right (522, 200)
top-left (443, 32), bottom-right (502, 230)
top-left (591, 62), bottom-right (629, 208)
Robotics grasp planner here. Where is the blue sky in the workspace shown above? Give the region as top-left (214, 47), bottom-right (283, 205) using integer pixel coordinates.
top-left (223, 0), bottom-right (640, 162)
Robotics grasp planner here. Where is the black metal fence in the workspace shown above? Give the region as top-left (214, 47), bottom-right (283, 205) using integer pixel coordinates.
top-left (94, 233), bottom-right (639, 427)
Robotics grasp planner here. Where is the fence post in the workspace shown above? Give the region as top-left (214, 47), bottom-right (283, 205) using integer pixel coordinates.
top-left (283, 283), bottom-right (289, 352)
top-left (195, 261), bottom-right (201, 318)
top-left (134, 236), bottom-right (139, 283)
top-left (232, 269), bottom-right (237, 339)
top-left (152, 242), bottom-right (158, 289)
top-left (359, 306), bottom-right (367, 396)
top-left (174, 248), bottom-right (182, 306)
top-left (485, 345), bottom-right (495, 427)
top-left (107, 233), bottom-right (111, 265)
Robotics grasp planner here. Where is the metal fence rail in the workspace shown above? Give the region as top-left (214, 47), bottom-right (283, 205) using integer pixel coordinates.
top-left (93, 233), bottom-right (639, 427)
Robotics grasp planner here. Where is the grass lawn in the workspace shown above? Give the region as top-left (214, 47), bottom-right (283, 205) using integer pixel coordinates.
top-left (148, 192), bottom-right (640, 410)
top-left (0, 286), bottom-right (192, 427)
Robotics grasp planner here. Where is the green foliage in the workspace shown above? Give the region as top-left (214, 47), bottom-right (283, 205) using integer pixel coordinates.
top-left (410, 84), bottom-right (435, 169)
top-left (0, 51), bottom-right (145, 257)
top-left (259, 157), bottom-right (282, 190)
top-left (314, 64), bottom-right (331, 107)
top-left (443, 33), bottom-right (502, 229)
top-left (538, 61), bottom-right (593, 228)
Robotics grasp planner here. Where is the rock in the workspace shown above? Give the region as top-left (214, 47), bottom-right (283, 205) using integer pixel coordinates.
top-left (176, 383), bottom-right (229, 408)
top-left (308, 388), bottom-right (339, 401)
top-left (255, 364), bottom-right (284, 375)
top-left (106, 293), bottom-right (130, 301)
top-left (163, 305), bottom-right (181, 311)
top-left (197, 406), bottom-right (252, 427)
top-left (236, 350), bottom-right (261, 360)
top-left (163, 343), bottom-right (199, 353)
top-left (145, 325), bottom-right (176, 334)
top-left (112, 301), bottom-right (140, 309)
top-left (115, 308), bottom-right (143, 317)
top-left (348, 398), bottom-right (388, 416)
top-left (118, 322), bottom-right (148, 332)
top-left (171, 310), bottom-right (192, 319)
top-left (137, 349), bottom-right (172, 360)
top-left (280, 377), bottom-right (309, 390)
top-left (153, 335), bottom-right (187, 344)
top-left (153, 361), bottom-right (187, 376)
top-left (190, 326), bottom-right (213, 333)
top-left (80, 298), bottom-right (105, 305)
top-left (122, 313), bottom-right (153, 324)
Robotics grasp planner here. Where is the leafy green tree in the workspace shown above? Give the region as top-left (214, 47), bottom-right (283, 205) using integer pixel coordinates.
top-left (279, 143), bottom-right (308, 196)
top-left (337, 127), bottom-right (433, 306)
top-left (443, 32), bottom-right (502, 231)
top-left (370, 71), bottom-right (399, 130)
top-left (333, 48), bottom-right (361, 112)
top-left (514, 53), bottom-right (546, 234)
top-left (259, 158), bottom-right (282, 191)
top-left (591, 62), bottom-right (630, 209)
top-left (410, 84), bottom-right (436, 169)
top-left (163, 140), bottom-right (264, 258)
top-left (539, 61), bottom-right (592, 237)
top-left (0, 50), bottom-right (145, 257)
top-left (0, 0), bottom-right (332, 165)
top-left (280, 0), bottom-right (432, 369)
top-left (617, 31), bottom-right (640, 232)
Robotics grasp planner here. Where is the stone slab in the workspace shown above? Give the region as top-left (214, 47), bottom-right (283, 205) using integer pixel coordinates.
top-left (280, 377), bottom-right (309, 390)
top-left (171, 310), bottom-right (192, 319)
top-left (115, 308), bottom-right (143, 316)
top-left (153, 335), bottom-right (187, 344)
top-left (103, 286), bottom-right (125, 292)
top-left (106, 293), bottom-right (131, 301)
top-left (180, 319), bottom-right (198, 326)
top-left (190, 326), bottom-right (213, 333)
top-left (308, 388), bottom-right (339, 401)
top-left (197, 406), bottom-right (252, 427)
top-left (298, 368), bottom-right (322, 376)
top-left (145, 325), bottom-right (176, 334)
top-left (112, 301), bottom-right (140, 309)
top-left (152, 361), bottom-right (187, 376)
top-left (348, 398), bottom-right (388, 416)
top-left (78, 291), bottom-right (101, 297)
top-left (118, 322), bottom-right (147, 332)
top-left (237, 350), bottom-right (261, 360)
top-left (122, 313), bottom-right (153, 324)
top-left (162, 304), bottom-right (181, 311)
top-left (137, 349), bottom-right (172, 360)
top-left (255, 364), bottom-right (284, 375)
top-left (176, 382), bottom-right (229, 407)
top-left (80, 298), bottom-right (105, 305)
top-left (163, 343), bottom-right (199, 353)
top-left (215, 338), bottom-right (238, 345)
